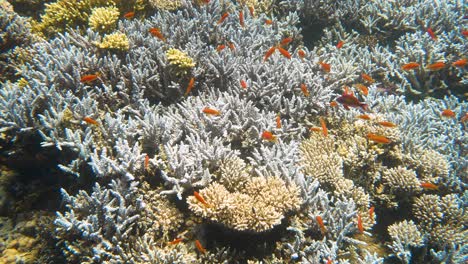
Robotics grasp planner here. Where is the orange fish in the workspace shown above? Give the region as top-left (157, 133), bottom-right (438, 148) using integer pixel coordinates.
top-left (83, 116), bottom-right (99, 125)
top-left (357, 214), bottom-right (364, 233)
top-left (367, 133), bottom-right (391, 144)
top-left (123, 11), bottom-right (135, 19)
top-left (420, 182), bottom-right (438, 190)
top-left (452, 58), bottom-right (467, 67)
top-left (369, 206), bottom-right (375, 220)
top-left (336, 88), bottom-right (368, 111)
top-left (216, 44), bottom-right (226, 52)
top-left (319, 61), bottom-right (331, 72)
top-left (329, 101), bottom-right (338, 107)
top-left (300, 83), bottom-right (309, 97)
top-left (248, 6), bottom-right (255, 17)
top-left (149, 28), bottom-right (166, 41)
top-left (357, 114), bottom-right (371, 120)
top-left (227, 42), bottom-right (235, 51)
top-left (361, 73), bottom-right (375, 83)
top-left (401, 62), bottom-right (420, 71)
top-left (264, 46), bottom-right (276, 61)
top-left (309, 127), bottom-right (322, 132)
top-left (327, 258), bottom-right (333, 264)
top-left (184, 77), bottom-right (195, 96)
top-left (276, 114), bottom-right (281, 128)
top-left (240, 79), bottom-right (247, 89)
top-left (378, 121), bottom-right (397, 128)
top-left (217, 12), bottom-right (229, 24)
top-left (462, 30), bottom-right (468, 37)
top-left (80, 73), bottom-right (100, 83)
top-left (460, 113), bottom-right (468, 123)
top-left (265, 19), bottom-right (273, 25)
top-left (336, 40), bottom-right (344, 49)
top-left (261, 131), bottom-right (277, 142)
top-left (277, 47), bottom-right (291, 59)
top-left (280, 37), bottom-right (293, 46)
top-left (427, 27), bottom-right (437, 40)
top-left (426, 61), bottom-right (446, 71)
top-left (239, 10), bottom-right (244, 27)
top-left (202, 107), bottom-right (221, 116)
top-left (320, 117), bottom-right (328, 137)
top-left (194, 191), bottom-right (210, 207)
top-left (316, 215), bottom-right (327, 233)
top-left (168, 238), bottom-right (183, 245)
top-left (195, 240), bottom-right (207, 254)
top-left (144, 154), bottom-right (150, 170)
top-left (298, 49), bottom-right (306, 60)
top-left (441, 109), bottom-right (455, 118)
top-left (354, 83), bottom-right (368, 96)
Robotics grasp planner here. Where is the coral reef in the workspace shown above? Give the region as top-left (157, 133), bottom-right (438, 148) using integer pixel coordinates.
top-left (0, 0), bottom-right (466, 263)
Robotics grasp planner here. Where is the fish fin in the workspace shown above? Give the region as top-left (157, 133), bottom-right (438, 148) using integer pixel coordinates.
top-left (344, 105), bottom-right (350, 110)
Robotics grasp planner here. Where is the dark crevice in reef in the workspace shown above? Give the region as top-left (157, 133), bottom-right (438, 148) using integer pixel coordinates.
top-left (301, 23), bottom-right (324, 49)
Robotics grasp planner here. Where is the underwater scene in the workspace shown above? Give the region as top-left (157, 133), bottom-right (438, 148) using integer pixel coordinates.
top-left (0, 0), bottom-right (467, 263)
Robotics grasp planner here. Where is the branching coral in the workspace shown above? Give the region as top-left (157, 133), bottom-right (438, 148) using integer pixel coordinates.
top-left (166, 48), bottom-right (196, 76)
top-left (187, 177), bottom-right (301, 232)
top-left (96, 32), bottom-right (130, 50)
top-left (387, 220), bottom-right (424, 264)
top-left (88, 6), bottom-right (120, 33)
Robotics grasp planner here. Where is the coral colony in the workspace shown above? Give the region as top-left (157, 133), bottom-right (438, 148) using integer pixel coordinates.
top-left (0, 0), bottom-right (466, 263)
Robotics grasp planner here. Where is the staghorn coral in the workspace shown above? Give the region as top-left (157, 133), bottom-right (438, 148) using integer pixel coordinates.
top-left (96, 32), bottom-right (130, 51)
top-left (88, 6), bottom-right (120, 33)
top-left (187, 176), bottom-right (301, 232)
top-left (387, 220), bottom-right (424, 264)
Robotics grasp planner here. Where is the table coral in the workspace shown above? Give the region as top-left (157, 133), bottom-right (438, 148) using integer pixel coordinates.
top-left (187, 176), bottom-right (301, 232)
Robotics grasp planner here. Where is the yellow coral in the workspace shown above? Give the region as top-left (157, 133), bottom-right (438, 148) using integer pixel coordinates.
top-left (96, 32), bottom-right (130, 51)
top-left (187, 177), bottom-right (301, 232)
top-left (88, 7), bottom-right (120, 33)
top-left (166, 48), bottom-right (196, 76)
top-left (148, 0), bottom-right (183, 10)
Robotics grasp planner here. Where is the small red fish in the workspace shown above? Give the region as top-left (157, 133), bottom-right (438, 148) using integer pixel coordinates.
top-left (280, 37), bottom-right (293, 46)
top-left (367, 133), bottom-right (391, 144)
top-left (357, 114), bottom-right (371, 120)
top-left (248, 6), bottom-right (255, 17)
top-left (320, 117), bottom-right (328, 137)
top-left (452, 58), bottom-right (467, 67)
top-left (369, 206), bottom-right (375, 220)
top-left (276, 114), bottom-right (281, 128)
top-left (123, 11), bottom-right (135, 19)
top-left (264, 46), bottom-right (276, 61)
top-left (277, 47), bottom-right (291, 59)
top-left (261, 131), bottom-right (277, 142)
top-left (319, 61), bottom-right (331, 72)
top-left (227, 42), bottom-right (235, 51)
top-left (327, 258), bottom-right (333, 264)
top-left (309, 127), bottom-right (322, 132)
top-left (217, 12), bottom-right (229, 24)
top-left (168, 238), bottom-right (183, 245)
top-left (420, 182), bottom-right (438, 190)
top-left (462, 30), bottom-right (468, 37)
top-left (194, 191), bottom-right (210, 207)
top-left (144, 154), bottom-right (150, 170)
top-left (460, 113), bottom-right (468, 123)
top-left (195, 240), bottom-right (207, 254)
top-left (240, 79), bottom-right (247, 89)
top-left (335, 88), bottom-right (368, 110)
top-left (300, 83), bottom-right (309, 97)
top-left (361, 73), bottom-right (375, 83)
top-left (329, 101), bottom-right (338, 107)
top-left (149, 28), bottom-right (166, 41)
top-left (441, 109), bottom-right (455, 118)
top-left (239, 10), bottom-right (244, 27)
top-left (80, 73), bottom-right (100, 83)
top-left (354, 83), bottom-right (368, 96)
top-left (265, 19), bottom-right (273, 25)
top-left (83, 116), bottom-right (99, 125)
top-left (298, 49), bottom-right (306, 60)
top-left (184, 77), bottom-right (195, 96)
top-left (378, 121), bottom-right (397, 128)
top-left (316, 215), bottom-right (327, 233)
top-left (216, 44), bottom-right (226, 52)
top-left (357, 214), bottom-right (364, 233)
top-left (401, 62), bottom-right (420, 71)
top-left (427, 27), bottom-right (437, 40)
top-left (426, 61), bottom-right (446, 71)
top-left (202, 107), bottom-right (221, 116)
top-left (336, 40), bottom-right (344, 49)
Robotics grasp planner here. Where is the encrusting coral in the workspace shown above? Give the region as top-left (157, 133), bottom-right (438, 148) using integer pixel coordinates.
top-left (187, 176), bottom-right (301, 232)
